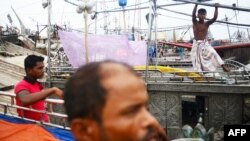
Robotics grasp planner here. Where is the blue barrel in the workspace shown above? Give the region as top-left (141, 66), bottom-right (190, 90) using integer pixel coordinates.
top-left (119, 0), bottom-right (127, 7)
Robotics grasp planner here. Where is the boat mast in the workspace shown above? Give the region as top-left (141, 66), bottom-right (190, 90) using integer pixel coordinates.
top-left (225, 15), bottom-right (232, 43)
top-left (11, 7), bottom-right (26, 35)
top-left (153, 0), bottom-right (158, 67)
top-left (64, 0), bottom-right (95, 64)
top-left (138, 0), bottom-right (141, 40)
top-left (84, 0), bottom-right (89, 63)
top-left (47, 0), bottom-right (52, 87)
top-left (95, 2), bottom-right (98, 34)
top-left (145, 0), bottom-right (154, 82)
top-left (118, 0), bottom-right (127, 34)
top-left (122, 8), bottom-right (126, 33)
top-left (247, 29), bottom-right (250, 41)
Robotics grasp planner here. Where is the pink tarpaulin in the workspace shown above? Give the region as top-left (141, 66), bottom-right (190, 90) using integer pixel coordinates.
top-left (58, 31), bottom-right (146, 68)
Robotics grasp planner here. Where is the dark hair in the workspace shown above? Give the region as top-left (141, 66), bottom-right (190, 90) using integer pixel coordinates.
top-left (198, 8), bottom-right (207, 14)
top-left (24, 55), bottom-right (44, 70)
top-left (63, 60), bottom-right (137, 123)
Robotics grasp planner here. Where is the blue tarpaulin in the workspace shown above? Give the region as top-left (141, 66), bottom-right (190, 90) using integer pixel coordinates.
top-left (0, 114), bottom-right (74, 141)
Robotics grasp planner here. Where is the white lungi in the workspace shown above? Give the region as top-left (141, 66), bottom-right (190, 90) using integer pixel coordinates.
top-left (191, 40), bottom-right (224, 72)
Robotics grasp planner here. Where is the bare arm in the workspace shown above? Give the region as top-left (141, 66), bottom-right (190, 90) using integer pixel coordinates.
top-left (207, 3), bottom-right (219, 25)
top-left (192, 4), bottom-right (198, 23)
top-left (17, 87), bottom-right (63, 106)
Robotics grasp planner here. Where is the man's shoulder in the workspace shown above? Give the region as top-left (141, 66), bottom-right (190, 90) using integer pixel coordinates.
top-left (14, 80), bottom-right (30, 93)
top-left (16, 80), bottom-right (28, 86)
top-left (15, 79), bottom-right (39, 90)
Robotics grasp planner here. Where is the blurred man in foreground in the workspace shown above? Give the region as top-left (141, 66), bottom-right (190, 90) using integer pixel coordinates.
top-left (63, 60), bottom-right (169, 141)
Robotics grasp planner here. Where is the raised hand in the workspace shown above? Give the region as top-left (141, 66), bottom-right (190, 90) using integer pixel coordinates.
top-left (214, 3), bottom-right (220, 7)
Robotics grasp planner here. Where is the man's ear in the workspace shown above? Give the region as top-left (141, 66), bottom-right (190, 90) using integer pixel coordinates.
top-left (26, 68), bottom-right (31, 74)
top-left (70, 118), bottom-right (100, 141)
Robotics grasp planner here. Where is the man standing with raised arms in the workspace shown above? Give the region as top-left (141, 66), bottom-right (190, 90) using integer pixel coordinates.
top-left (191, 3), bottom-right (230, 72)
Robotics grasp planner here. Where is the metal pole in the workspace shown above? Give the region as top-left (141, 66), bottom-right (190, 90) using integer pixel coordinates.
top-left (35, 22), bottom-right (38, 48)
top-left (154, 2), bottom-right (158, 67)
top-left (138, 0), bottom-right (141, 40)
top-left (145, 0), bottom-right (154, 83)
top-left (159, 7), bottom-right (250, 27)
top-left (64, 0), bottom-right (77, 6)
top-left (95, 3), bottom-right (97, 34)
top-left (47, 0), bottom-right (52, 87)
top-left (173, 0), bottom-right (250, 12)
top-left (247, 28), bottom-right (250, 40)
top-left (225, 15), bottom-right (232, 43)
top-left (84, 10), bottom-right (89, 64)
top-left (97, 3), bottom-right (188, 13)
top-left (104, 0), bottom-right (107, 34)
top-left (123, 7), bottom-right (126, 33)
top-left (234, 10), bottom-right (240, 31)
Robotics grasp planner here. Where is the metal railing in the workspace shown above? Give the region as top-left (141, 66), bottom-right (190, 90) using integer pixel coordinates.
top-left (0, 91), bottom-right (69, 129)
top-left (138, 69), bottom-right (250, 84)
top-left (49, 67), bottom-right (76, 81)
top-left (48, 65), bottom-right (250, 84)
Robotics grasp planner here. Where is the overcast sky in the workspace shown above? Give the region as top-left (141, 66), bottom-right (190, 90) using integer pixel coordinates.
top-left (0, 0), bottom-right (250, 40)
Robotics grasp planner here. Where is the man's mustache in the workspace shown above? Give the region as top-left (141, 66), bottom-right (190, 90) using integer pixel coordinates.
top-left (142, 126), bottom-right (169, 141)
